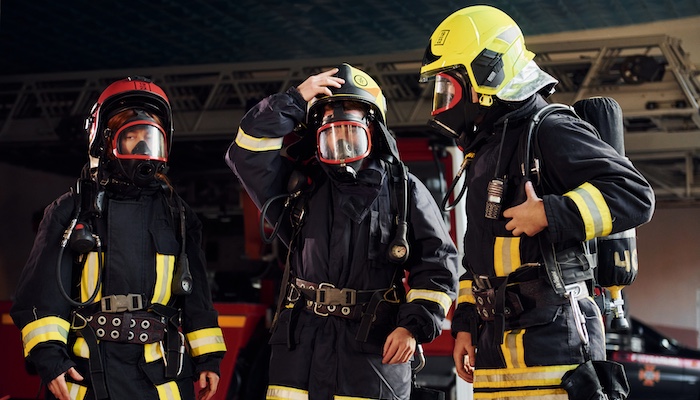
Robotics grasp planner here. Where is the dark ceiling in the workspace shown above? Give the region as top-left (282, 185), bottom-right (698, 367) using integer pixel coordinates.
top-left (2, 0), bottom-right (700, 206)
top-left (2, 0), bottom-right (700, 76)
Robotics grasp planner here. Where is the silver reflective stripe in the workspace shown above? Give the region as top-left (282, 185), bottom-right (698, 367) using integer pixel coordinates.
top-left (406, 289), bottom-right (453, 316)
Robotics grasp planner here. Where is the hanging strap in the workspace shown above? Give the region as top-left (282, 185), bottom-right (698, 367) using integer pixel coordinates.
top-left (71, 310), bottom-right (109, 400)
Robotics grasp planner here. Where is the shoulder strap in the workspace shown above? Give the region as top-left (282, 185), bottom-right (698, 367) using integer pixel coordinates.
top-left (168, 191), bottom-right (193, 296)
top-left (521, 103), bottom-right (577, 186)
top-left (386, 160), bottom-right (410, 264)
top-left (521, 104), bottom-right (578, 296)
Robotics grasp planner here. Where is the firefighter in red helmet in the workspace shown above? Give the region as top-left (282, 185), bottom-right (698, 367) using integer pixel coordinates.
top-left (11, 76), bottom-right (225, 400)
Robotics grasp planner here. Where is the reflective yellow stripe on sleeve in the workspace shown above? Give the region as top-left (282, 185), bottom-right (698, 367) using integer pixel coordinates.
top-left (235, 127), bottom-right (284, 152)
top-left (21, 316), bottom-right (70, 356)
top-left (563, 182), bottom-right (612, 240)
top-left (406, 289), bottom-right (453, 316)
top-left (186, 327), bottom-right (227, 357)
top-left (457, 279), bottom-right (475, 306)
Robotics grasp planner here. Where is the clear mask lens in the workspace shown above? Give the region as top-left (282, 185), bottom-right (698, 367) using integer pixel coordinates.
top-left (432, 73), bottom-right (463, 116)
top-left (113, 122), bottom-right (167, 161)
top-left (317, 122), bottom-right (371, 164)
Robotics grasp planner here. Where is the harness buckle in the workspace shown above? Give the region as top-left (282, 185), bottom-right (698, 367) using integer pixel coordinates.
top-left (71, 311), bottom-right (88, 330)
top-left (383, 287), bottom-right (400, 304)
top-left (315, 283), bottom-right (357, 306)
top-left (474, 275), bottom-right (492, 290)
top-left (101, 294), bottom-right (144, 313)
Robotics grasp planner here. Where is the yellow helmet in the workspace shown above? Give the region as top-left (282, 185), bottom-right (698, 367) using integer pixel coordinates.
top-left (420, 5), bottom-right (535, 106)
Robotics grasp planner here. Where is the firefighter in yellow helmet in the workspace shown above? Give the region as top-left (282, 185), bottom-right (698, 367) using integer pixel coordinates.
top-left (420, 5), bottom-right (654, 400)
top-left (226, 63), bottom-right (458, 399)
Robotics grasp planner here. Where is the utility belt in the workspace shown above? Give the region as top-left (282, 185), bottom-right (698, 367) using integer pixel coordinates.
top-left (290, 278), bottom-right (398, 319)
top-left (287, 278), bottom-right (401, 342)
top-left (471, 247), bottom-right (594, 324)
top-left (70, 294), bottom-right (184, 400)
top-left (473, 279), bottom-right (588, 321)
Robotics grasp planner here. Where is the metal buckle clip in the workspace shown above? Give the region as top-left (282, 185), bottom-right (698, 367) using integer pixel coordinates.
top-left (566, 282), bottom-right (589, 346)
top-left (315, 283), bottom-right (356, 306)
top-left (71, 311), bottom-right (88, 330)
top-left (474, 275), bottom-right (492, 289)
top-left (101, 294), bottom-right (144, 313)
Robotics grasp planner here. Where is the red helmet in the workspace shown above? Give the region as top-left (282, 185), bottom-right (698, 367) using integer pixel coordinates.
top-left (86, 76), bottom-right (173, 164)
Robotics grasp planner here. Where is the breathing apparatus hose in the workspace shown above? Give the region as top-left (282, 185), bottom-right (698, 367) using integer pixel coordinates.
top-left (441, 153), bottom-right (472, 211)
top-left (259, 193), bottom-right (295, 245)
top-left (57, 217), bottom-right (104, 307)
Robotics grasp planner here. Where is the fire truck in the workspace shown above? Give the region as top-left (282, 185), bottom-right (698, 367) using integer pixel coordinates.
top-left (1, 34), bottom-right (699, 399)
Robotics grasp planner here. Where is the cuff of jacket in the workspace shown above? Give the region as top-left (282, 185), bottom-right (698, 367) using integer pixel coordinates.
top-left (450, 304), bottom-right (479, 339)
top-left (27, 344), bottom-right (77, 385)
top-left (286, 86), bottom-right (307, 110)
top-left (193, 354), bottom-right (224, 377)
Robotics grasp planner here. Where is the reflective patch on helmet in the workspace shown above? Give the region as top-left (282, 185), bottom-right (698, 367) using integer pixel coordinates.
top-left (496, 26), bottom-right (521, 45)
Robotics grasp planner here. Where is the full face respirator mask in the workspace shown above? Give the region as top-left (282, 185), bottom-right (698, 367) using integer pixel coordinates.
top-left (315, 102), bottom-right (373, 182)
top-left (428, 71), bottom-right (483, 149)
top-left (110, 109), bottom-right (168, 187)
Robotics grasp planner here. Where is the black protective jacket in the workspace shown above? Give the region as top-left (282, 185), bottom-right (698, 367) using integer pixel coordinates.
top-left (451, 94), bottom-right (655, 340)
top-left (11, 185), bottom-right (225, 400)
top-left (225, 87), bottom-right (458, 399)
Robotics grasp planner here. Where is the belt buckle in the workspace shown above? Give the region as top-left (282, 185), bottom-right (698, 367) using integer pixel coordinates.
top-left (316, 283), bottom-right (357, 306)
top-left (475, 275), bottom-right (492, 289)
top-left (313, 283), bottom-right (333, 316)
top-left (101, 294), bottom-right (143, 313)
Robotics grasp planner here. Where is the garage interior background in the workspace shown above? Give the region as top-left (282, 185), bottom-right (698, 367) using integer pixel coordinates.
top-left (2, 1), bottom-right (700, 347)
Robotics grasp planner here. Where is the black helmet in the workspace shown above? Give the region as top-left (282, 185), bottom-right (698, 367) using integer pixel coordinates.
top-left (307, 63), bottom-right (387, 129)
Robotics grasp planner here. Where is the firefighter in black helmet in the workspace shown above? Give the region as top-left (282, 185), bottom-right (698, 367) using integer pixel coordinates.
top-left (226, 63), bottom-right (458, 399)
top-left (420, 5), bottom-right (655, 400)
top-left (11, 77), bottom-right (225, 400)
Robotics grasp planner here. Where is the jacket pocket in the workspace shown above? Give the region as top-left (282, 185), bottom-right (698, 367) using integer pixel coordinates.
top-left (150, 216), bottom-right (180, 256)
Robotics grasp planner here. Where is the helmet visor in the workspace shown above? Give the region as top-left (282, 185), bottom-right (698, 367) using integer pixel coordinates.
top-left (317, 122), bottom-right (371, 164)
top-left (113, 121), bottom-right (167, 161)
top-left (432, 73), bottom-right (463, 116)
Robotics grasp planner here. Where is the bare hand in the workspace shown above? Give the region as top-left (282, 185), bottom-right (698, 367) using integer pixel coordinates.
top-left (296, 68), bottom-right (345, 102)
top-left (382, 327), bottom-right (416, 364)
top-left (196, 371), bottom-right (220, 400)
top-left (503, 181), bottom-right (548, 236)
top-left (47, 367), bottom-right (84, 400)
top-left (453, 331), bottom-right (476, 383)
